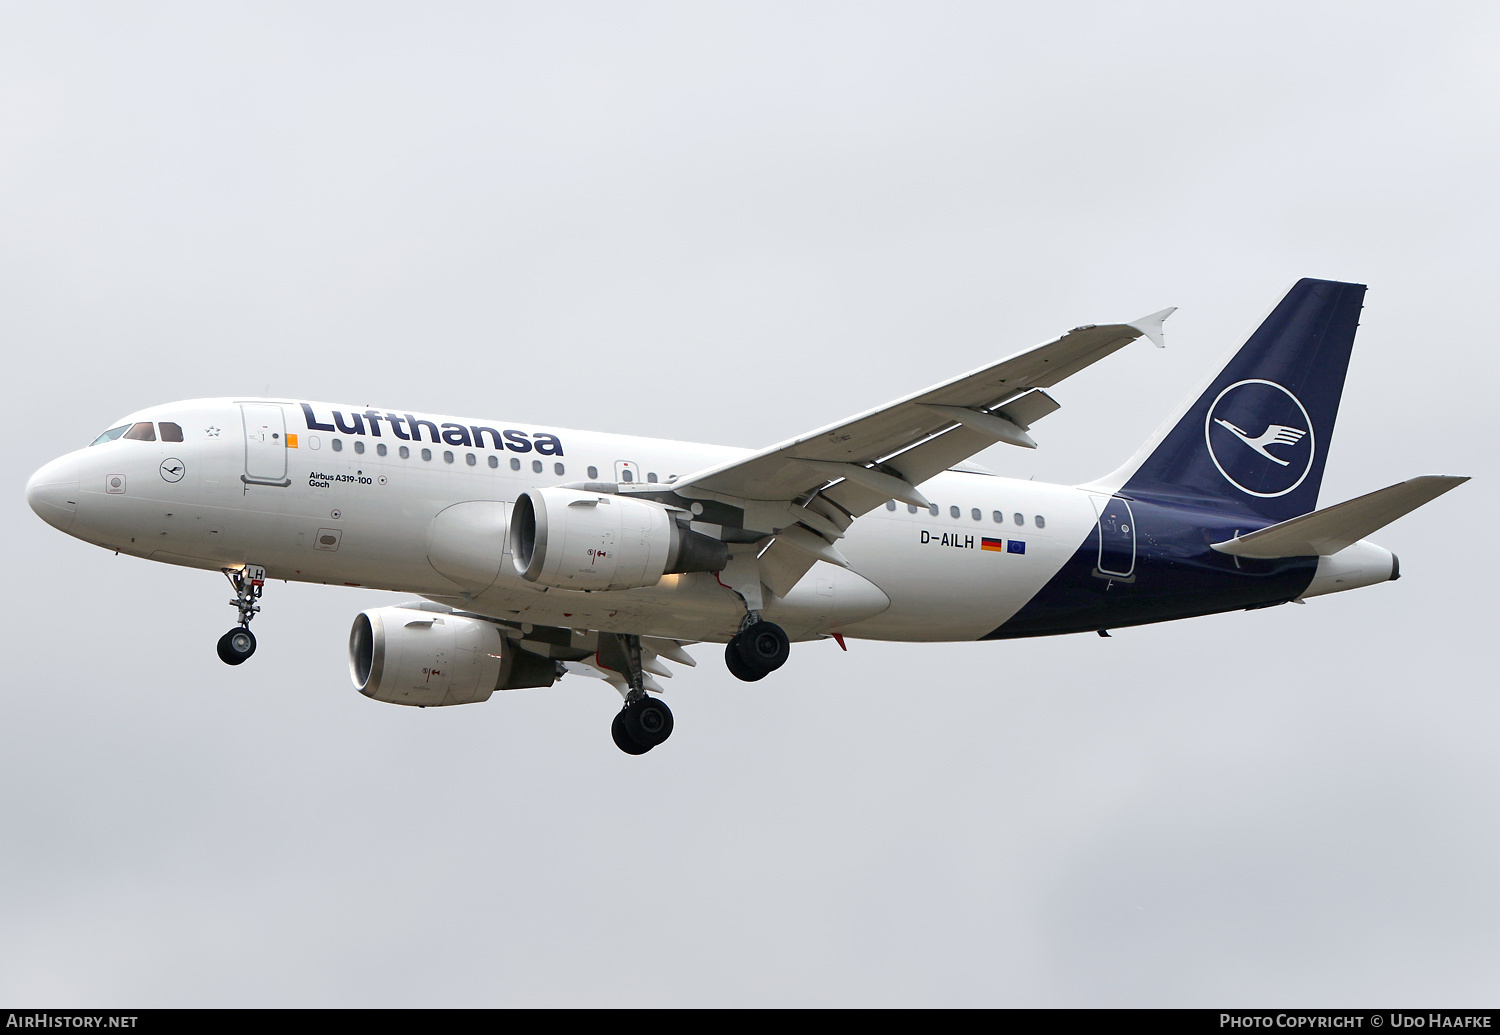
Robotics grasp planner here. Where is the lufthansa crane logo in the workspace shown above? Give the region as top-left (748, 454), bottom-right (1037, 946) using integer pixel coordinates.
top-left (1212, 420), bottom-right (1306, 466)
top-left (1204, 379), bottom-right (1315, 498)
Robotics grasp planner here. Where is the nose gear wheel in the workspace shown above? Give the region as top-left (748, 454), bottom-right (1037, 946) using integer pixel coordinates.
top-left (217, 627), bottom-right (257, 665)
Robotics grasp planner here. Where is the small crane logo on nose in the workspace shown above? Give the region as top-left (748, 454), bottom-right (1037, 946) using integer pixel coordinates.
top-left (160, 459), bottom-right (186, 483)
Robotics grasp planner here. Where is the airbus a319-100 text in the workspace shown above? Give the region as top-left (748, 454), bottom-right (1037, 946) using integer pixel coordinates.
top-left (26, 279), bottom-right (1467, 753)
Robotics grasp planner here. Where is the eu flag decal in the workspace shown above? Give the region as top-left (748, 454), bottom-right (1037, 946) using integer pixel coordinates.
top-left (1007, 540), bottom-right (1026, 554)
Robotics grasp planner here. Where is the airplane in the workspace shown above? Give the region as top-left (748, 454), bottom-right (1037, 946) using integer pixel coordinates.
top-left (25, 278), bottom-right (1467, 754)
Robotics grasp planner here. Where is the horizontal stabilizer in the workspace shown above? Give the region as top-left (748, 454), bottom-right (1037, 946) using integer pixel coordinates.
top-left (1211, 475), bottom-right (1469, 558)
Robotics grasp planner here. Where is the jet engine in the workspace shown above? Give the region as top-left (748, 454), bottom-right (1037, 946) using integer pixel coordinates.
top-left (348, 606), bottom-right (554, 707)
top-left (509, 487), bottom-right (729, 591)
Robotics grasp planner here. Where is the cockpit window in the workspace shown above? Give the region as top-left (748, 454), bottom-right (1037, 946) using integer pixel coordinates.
top-left (159, 422), bottom-right (184, 442)
top-left (123, 422), bottom-right (157, 441)
top-left (90, 425), bottom-right (130, 446)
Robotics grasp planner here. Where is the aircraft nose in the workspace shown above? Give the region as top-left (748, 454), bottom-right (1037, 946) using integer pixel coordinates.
top-left (26, 454), bottom-right (81, 533)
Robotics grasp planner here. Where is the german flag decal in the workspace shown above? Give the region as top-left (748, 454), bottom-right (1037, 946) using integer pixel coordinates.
top-left (981, 537), bottom-right (1005, 552)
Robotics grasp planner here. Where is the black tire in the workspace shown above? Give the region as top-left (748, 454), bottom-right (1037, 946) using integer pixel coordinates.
top-left (733, 621), bottom-right (790, 674)
top-left (725, 641), bottom-right (766, 682)
top-left (612, 710), bottom-right (652, 755)
top-left (624, 695), bottom-right (674, 748)
top-left (216, 627), bottom-right (257, 666)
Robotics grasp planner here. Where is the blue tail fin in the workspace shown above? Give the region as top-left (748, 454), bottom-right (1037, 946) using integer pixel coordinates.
top-left (1111, 278), bottom-right (1366, 523)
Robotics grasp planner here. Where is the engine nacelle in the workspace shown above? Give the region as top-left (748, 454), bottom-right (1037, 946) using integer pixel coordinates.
top-left (509, 487), bottom-right (728, 591)
top-left (349, 606), bottom-right (511, 707)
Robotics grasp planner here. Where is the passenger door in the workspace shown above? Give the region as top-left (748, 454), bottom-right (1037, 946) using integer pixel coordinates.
top-left (1090, 495), bottom-right (1136, 580)
top-left (241, 403), bottom-right (290, 486)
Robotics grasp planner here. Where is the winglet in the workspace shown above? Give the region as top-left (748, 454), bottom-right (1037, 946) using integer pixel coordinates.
top-left (1129, 307), bottom-right (1176, 349)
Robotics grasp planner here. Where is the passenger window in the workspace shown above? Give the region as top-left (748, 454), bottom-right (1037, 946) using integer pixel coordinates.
top-left (488, 455), bottom-right (498, 469)
top-left (1013, 513), bottom-right (1025, 526)
top-left (376, 443), bottom-right (387, 456)
top-left (928, 504), bottom-right (939, 516)
top-left (443, 451), bottom-right (454, 464)
top-left (466, 453), bottom-right (476, 466)
top-left (949, 506), bottom-right (960, 519)
top-left (588, 466), bottom-right (599, 479)
top-left (555, 463), bottom-right (565, 476)
top-left (332, 439), bottom-right (343, 452)
top-left (90, 425), bottom-right (130, 446)
top-left (647, 472), bottom-right (657, 482)
top-left (158, 422), bottom-right (184, 443)
top-left (886, 501), bottom-right (896, 511)
top-left (510, 458), bottom-right (521, 471)
top-left (399, 445), bottom-right (409, 459)
top-left (421, 448), bottom-right (432, 461)
top-left (532, 460), bottom-right (543, 474)
top-left (907, 504), bottom-right (918, 514)
top-left (971, 508), bottom-right (981, 521)
top-left (354, 441), bottom-right (365, 454)
top-left (621, 469), bottom-right (634, 483)
top-left (123, 422), bottom-right (156, 442)
top-left (993, 511), bottom-right (1003, 523)
top-left (1035, 515), bottom-right (1046, 529)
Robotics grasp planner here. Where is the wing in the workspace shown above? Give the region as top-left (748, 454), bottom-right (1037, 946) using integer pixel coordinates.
top-left (564, 635), bottom-right (699, 695)
top-left (676, 309), bottom-right (1173, 513)
top-left (433, 608), bottom-right (702, 696)
top-left (663, 307), bottom-right (1174, 597)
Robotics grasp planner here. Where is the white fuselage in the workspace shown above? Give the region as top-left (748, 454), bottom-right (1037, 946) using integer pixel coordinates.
top-left (31, 399), bottom-right (1099, 644)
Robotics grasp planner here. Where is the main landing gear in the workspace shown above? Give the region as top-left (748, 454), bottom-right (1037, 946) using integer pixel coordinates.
top-left (217, 564), bottom-right (265, 666)
top-left (611, 695), bottom-right (675, 755)
top-left (724, 617), bottom-right (790, 682)
top-left (600, 632), bottom-right (675, 755)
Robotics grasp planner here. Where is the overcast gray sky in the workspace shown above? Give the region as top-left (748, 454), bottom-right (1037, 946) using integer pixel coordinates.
top-left (2, 1), bottom-right (1496, 1007)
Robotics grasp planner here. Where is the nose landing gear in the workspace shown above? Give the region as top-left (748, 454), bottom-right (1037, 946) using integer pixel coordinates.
top-left (217, 565), bottom-right (265, 666)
